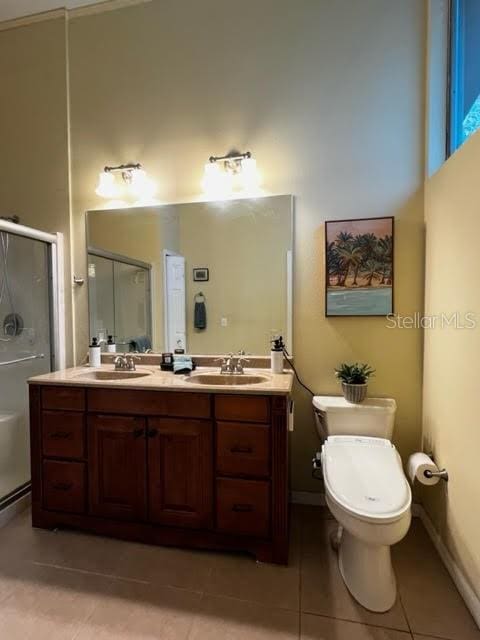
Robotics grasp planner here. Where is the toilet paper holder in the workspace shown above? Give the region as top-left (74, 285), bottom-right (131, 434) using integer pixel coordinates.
top-left (424, 452), bottom-right (449, 481)
top-left (424, 468), bottom-right (449, 482)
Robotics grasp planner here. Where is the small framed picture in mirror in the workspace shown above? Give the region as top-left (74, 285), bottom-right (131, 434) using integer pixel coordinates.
top-left (193, 268), bottom-right (209, 282)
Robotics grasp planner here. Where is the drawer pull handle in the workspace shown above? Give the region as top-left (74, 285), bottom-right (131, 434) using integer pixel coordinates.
top-left (232, 503), bottom-right (254, 513)
top-left (133, 428), bottom-right (145, 438)
top-left (50, 431), bottom-right (72, 439)
top-left (52, 482), bottom-right (73, 492)
top-left (147, 428), bottom-right (158, 438)
top-left (230, 445), bottom-right (253, 454)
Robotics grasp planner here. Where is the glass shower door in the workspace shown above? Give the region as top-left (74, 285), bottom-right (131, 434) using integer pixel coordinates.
top-left (0, 232), bottom-right (52, 503)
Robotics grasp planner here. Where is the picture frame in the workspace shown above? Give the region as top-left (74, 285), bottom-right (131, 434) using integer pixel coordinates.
top-left (325, 216), bottom-right (394, 317)
top-left (193, 267), bottom-right (209, 282)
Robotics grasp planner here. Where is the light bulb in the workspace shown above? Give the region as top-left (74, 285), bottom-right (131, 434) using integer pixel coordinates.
top-left (95, 171), bottom-right (120, 199)
top-left (202, 162), bottom-right (233, 199)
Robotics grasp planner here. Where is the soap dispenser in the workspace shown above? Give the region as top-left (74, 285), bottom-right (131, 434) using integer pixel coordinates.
top-left (89, 337), bottom-right (101, 368)
top-left (271, 336), bottom-right (285, 374)
top-left (106, 335), bottom-right (116, 353)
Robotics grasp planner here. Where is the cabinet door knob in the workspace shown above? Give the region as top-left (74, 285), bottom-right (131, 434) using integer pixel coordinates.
top-left (133, 428), bottom-right (144, 438)
top-left (147, 428), bottom-right (158, 438)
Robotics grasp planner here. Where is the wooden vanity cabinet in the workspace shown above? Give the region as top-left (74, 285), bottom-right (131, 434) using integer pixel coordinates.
top-left (29, 385), bottom-right (289, 564)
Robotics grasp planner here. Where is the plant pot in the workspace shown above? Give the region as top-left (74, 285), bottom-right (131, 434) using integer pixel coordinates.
top-left (342, 382), bottom-right (368, 404)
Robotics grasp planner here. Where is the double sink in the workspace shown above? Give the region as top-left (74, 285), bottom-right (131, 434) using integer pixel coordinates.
top-left (77, 369), bottom-right (269, 386)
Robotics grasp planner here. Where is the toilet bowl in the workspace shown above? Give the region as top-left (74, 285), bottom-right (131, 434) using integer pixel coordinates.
top-left (312, 396), bottom-right (411, 612)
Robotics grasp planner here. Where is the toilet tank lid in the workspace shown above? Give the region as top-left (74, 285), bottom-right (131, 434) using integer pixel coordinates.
top-left (312, 395), bottom-right (396, 413)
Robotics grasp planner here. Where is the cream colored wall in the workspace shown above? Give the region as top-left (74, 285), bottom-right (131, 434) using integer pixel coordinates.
top-left (423, 132), bottom-right (480, 598)
top-left (0, 17), bottom-right (74, 365)
top-left (67, 0), bottom-right (426, 492)
top-left (88, 207), bottom-right (179, 350)
top-left (177, 197), bottom-right (291, 354)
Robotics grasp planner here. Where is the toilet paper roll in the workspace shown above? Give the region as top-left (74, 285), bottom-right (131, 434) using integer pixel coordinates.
top-left (407, 452), bottom-right (440, 486)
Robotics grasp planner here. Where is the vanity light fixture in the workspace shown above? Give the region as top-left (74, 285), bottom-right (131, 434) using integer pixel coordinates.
top-left (202, 151), bottom-right (262, 199)
top-left (95, 163), bottom-right (158, 206)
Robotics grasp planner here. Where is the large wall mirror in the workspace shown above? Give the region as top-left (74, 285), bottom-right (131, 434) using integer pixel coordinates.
top-left (86, 195), bottom-right (294, 355)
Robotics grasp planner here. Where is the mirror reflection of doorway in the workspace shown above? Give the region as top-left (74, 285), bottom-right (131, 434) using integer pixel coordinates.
top-left (88, 248), bottom-right (152, 352)
top-left (164, 252), bottom-right (186, 353)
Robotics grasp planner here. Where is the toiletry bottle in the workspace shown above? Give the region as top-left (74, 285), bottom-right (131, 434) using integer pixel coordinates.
top-left (89, 337), bottom-right (101, 368)
top-left (106, 335), bottom-right (116, 353)
top-left (271, 336), bottom-right (284, 374)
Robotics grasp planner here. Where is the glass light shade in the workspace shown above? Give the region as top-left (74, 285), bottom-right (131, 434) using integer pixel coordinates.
top-left (129, 169), bottom-right (157, 200)
top-left (239, 157), bottom-right (262, 193)
top-left (95, 171), bottom-right (120, 199)
top-left (202, 162), bottom-right (233, 198)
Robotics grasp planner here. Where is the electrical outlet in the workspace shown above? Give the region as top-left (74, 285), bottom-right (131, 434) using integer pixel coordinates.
top-left (221, 317), bottom-right (228, 327)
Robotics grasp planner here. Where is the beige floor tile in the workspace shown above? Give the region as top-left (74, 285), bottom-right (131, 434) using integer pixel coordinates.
top-left (0, 510), bottom-right (130, 577)
top-left (301, 520), bottom-right (409, 631)
top-left (189, 594), bottom-right (299, 640)
top-left (301, 613), bottom-right (412, 639)
top-left (0, 563), bottom-right (114, 640)
top-left (115, 540), bottom-right (214, 591)
top-left (74, 580), bottom-right (202, 640)
top-left (393, 520), bottom-right (480, 640)
top-left (206, 550), bottom-right (300, 611)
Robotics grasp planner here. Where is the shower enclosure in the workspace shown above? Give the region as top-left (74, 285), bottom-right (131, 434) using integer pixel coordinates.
top-left (0, 218), bottom-right (64, 513)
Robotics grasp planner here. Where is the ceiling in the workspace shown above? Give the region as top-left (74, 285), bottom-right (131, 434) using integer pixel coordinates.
top-left (0, 0), bottom-right (101, 22)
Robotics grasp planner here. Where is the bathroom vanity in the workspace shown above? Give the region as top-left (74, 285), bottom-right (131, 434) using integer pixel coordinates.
top-left (28, 365), bottom-right (293, 564)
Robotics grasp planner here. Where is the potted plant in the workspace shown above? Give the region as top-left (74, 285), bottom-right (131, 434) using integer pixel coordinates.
top-left (335, 362), bottom-right (375, 404)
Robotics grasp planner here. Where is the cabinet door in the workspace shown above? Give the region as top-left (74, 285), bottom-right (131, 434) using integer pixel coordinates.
top-left (147, 418), bottom-right (213, 528)
top-left (88, 414), bottom-right (146, 520)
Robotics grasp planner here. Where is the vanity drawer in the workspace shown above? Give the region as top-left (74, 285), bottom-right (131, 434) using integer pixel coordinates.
top-left (87, 389), bottom-right (211, 419)
top-left (42, 411), bottom-right (85, 459)
top-left (216, 477), bottom-right (270, 538)
top-left (216, 421), bottom-right (270, 478)
top-left (42, 386), bottom-right (85, 412)
top-left (42, 460), bottom-right (86, 514)
top-left (215, 395), bottom-right (270, 424)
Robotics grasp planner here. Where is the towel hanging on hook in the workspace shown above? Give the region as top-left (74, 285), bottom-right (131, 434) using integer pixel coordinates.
top-left (194, 292), bottom-right (207, 330)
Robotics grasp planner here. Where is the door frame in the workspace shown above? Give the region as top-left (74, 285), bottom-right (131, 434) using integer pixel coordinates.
top-left (0, 219), bottom-right (65, 371)
top-left (163, 249), bottom-right (187, 353)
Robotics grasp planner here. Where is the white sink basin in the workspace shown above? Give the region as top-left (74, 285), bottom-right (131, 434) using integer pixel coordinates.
top-left (185, 373), bottom-right (268, 386)
top-left (75, 370), bottom-right (152, 381)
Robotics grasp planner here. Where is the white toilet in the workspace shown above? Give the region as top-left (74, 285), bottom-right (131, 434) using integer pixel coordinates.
top-left (312, 396), bottom-right (412, 613)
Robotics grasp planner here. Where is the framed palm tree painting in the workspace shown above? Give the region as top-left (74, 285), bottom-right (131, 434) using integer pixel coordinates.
top-left (325, 217), bottom-right (394, 316)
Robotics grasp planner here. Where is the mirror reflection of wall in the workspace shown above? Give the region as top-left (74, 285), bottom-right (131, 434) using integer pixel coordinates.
top-left (87, 195), bottom-right (293, 355)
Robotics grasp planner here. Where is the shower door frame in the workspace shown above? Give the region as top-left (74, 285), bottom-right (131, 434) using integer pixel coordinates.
top-left (0, 219), bottom-right (65, 371)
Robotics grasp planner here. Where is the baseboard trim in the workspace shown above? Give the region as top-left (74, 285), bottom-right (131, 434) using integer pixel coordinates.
top-left (415, 504), bottom-right (480, 628)
top-left (0, 491), bottom-right (31, 529)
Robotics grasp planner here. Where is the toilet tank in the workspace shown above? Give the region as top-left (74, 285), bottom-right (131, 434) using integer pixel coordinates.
top-left (312, 396), bottom-right (397, 441)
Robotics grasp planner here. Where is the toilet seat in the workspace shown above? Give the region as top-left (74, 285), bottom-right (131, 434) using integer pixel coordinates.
top-left (322, 436), bottom-right (411, 524)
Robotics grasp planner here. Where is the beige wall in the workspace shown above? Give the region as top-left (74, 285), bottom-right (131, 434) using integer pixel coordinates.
top-left (0, 0), bottom-right (426, 493)
top-left (0, 16), bottom-right (74, 365)
top-left (177, 196), bottom-right (292, 354)
top-left (423, 132), bottom-right (480, 598)
top-left (67, 0), bottom-right (426, 492)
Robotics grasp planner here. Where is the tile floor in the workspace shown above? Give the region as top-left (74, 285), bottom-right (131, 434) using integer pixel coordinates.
top-left (0, 505), bottom-right (477, 639)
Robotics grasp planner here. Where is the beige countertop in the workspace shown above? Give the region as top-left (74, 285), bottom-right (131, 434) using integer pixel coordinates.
top-left (28, 365), bottom-right (294, 395)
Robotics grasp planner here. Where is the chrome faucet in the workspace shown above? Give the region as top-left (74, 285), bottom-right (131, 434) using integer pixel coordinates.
top-left (114, 354), bottom-right (139, 371)
top-left (217, 351), bottom-right (250, 374)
